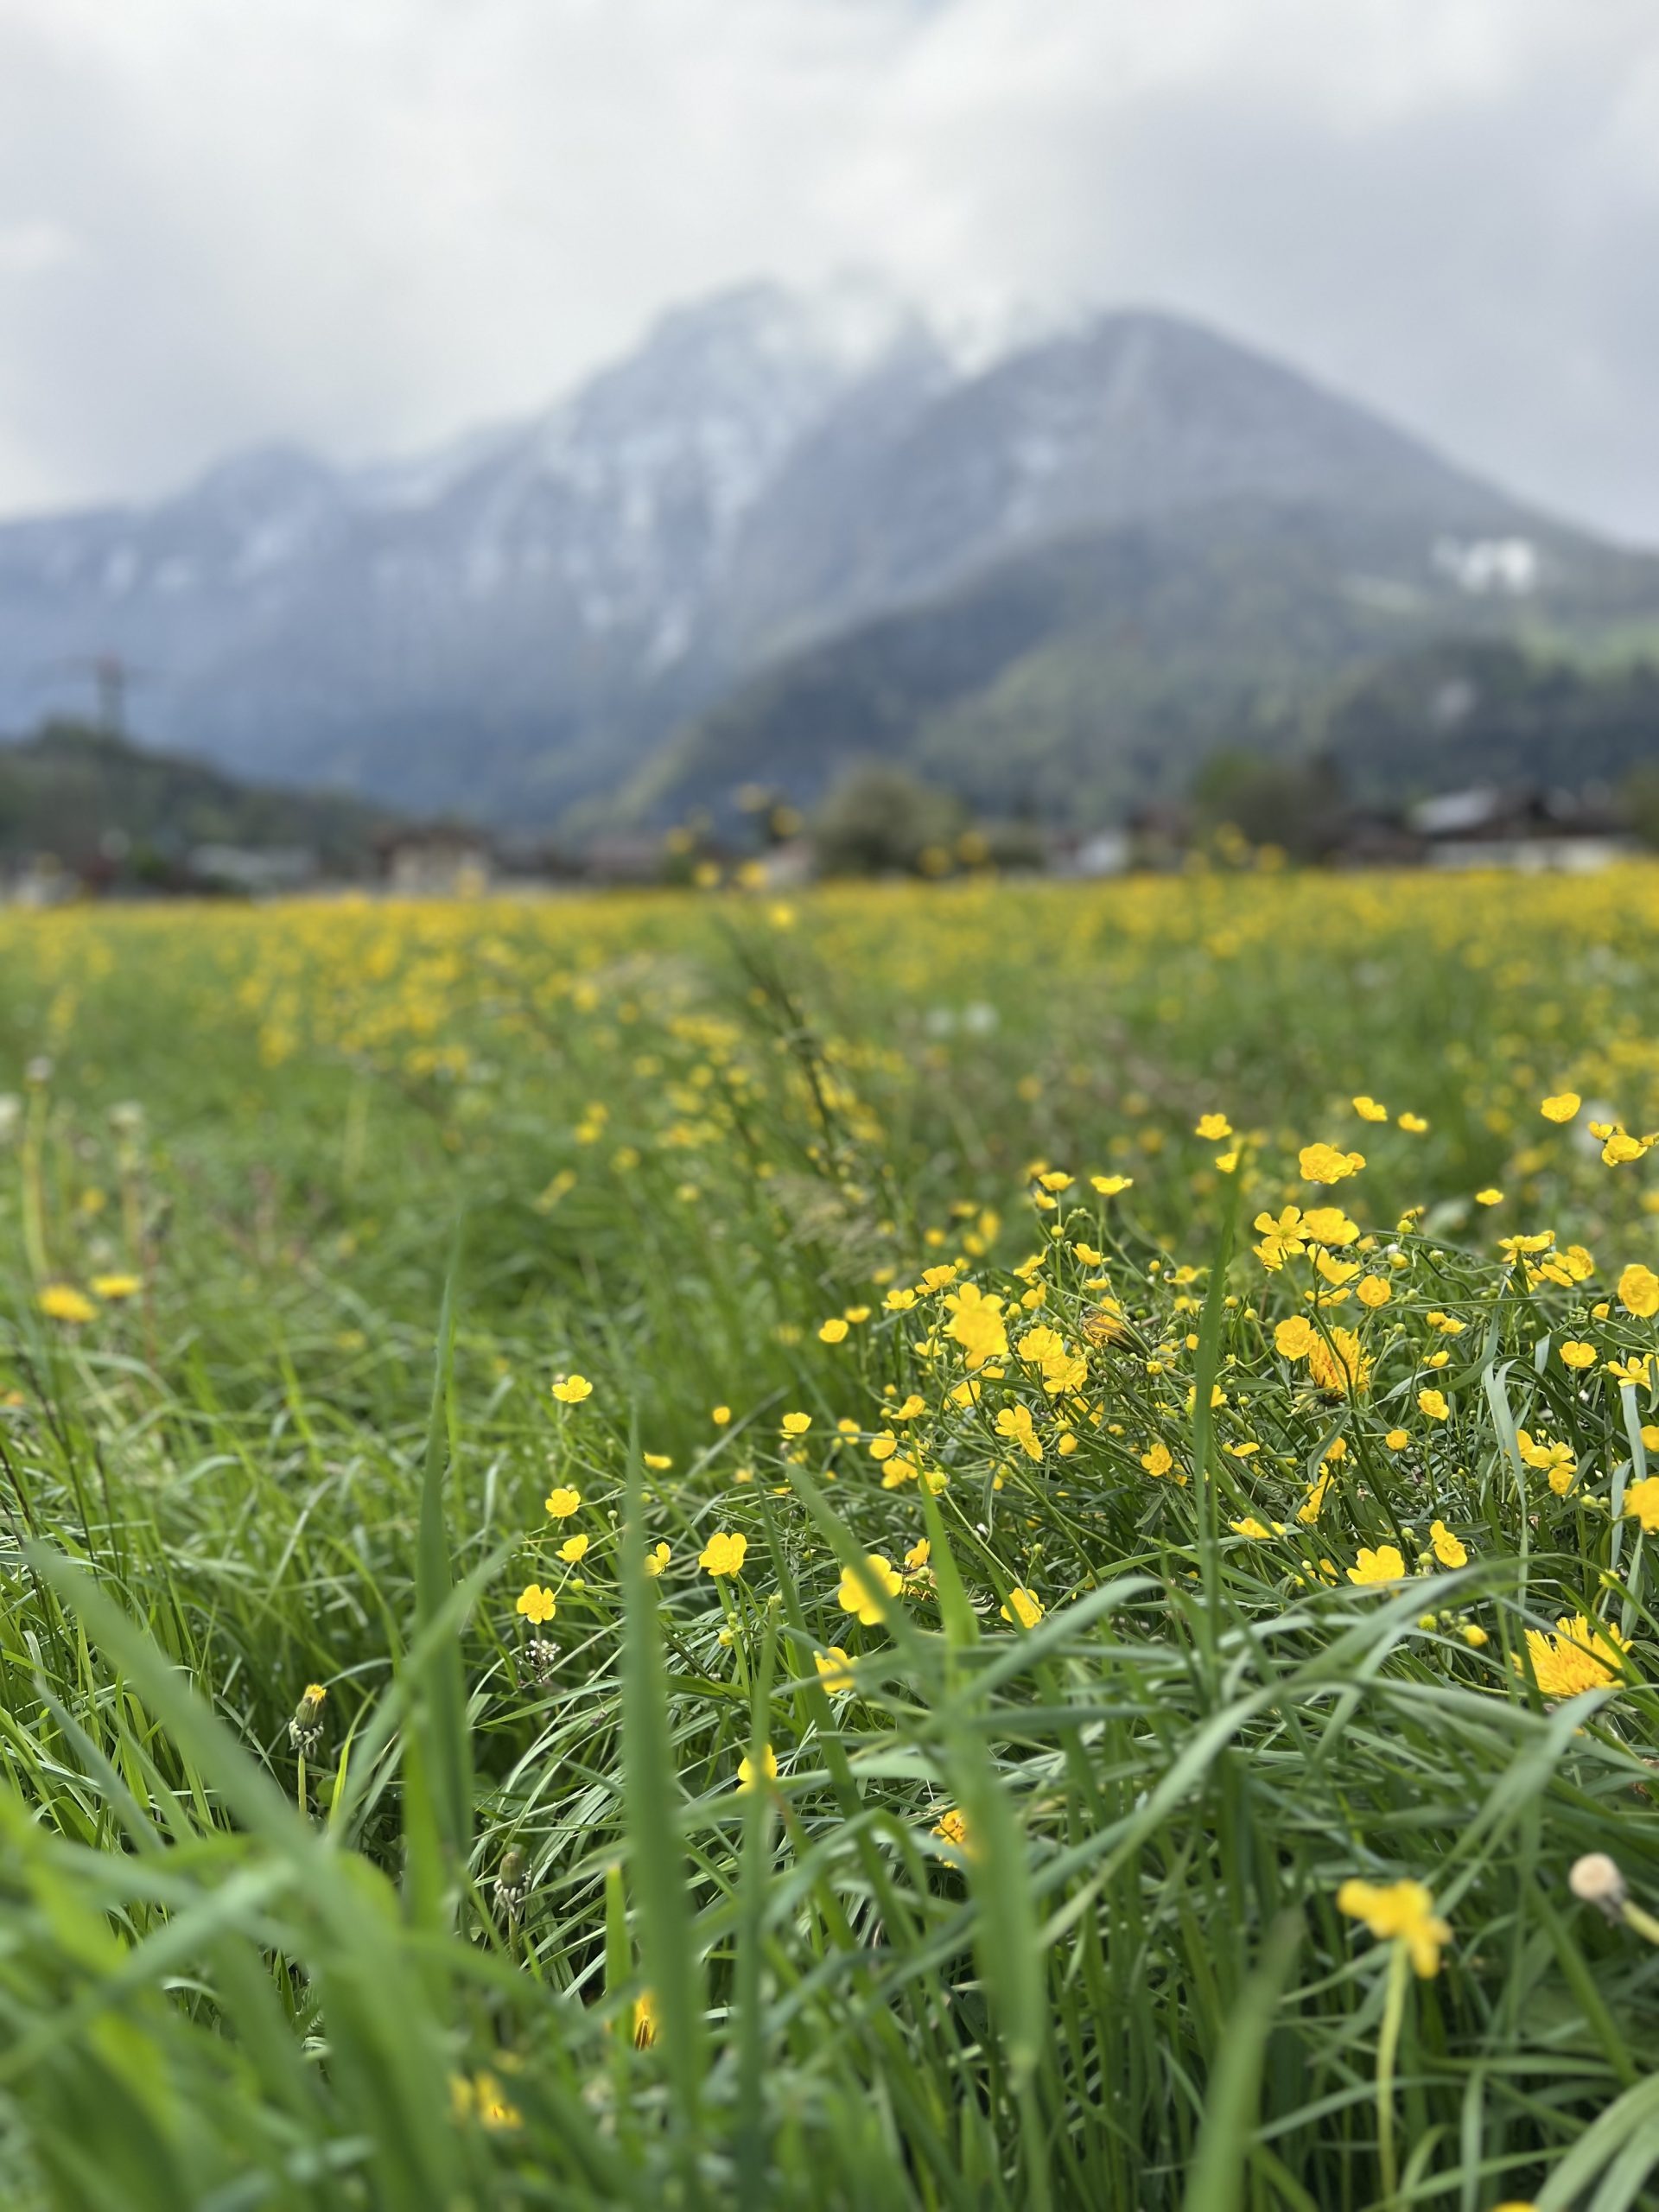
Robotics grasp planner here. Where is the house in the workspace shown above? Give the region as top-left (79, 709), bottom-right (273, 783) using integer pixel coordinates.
top-left (190, 844), bottom-right (319, 897)
top-left (378, 825), bottom-right (493, 897)
top-left (1408, 786), bottom-right (1633, 874)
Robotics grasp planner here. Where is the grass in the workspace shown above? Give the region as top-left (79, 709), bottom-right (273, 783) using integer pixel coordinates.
top-left (0, 866), bottom-right (1657, 2208)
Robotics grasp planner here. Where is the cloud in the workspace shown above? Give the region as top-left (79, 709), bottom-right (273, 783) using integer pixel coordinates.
top-left (0, 0), bottom-right (1655, 537)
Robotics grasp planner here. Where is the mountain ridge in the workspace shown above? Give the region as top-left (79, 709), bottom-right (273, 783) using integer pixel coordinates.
top-left (2, 278), bottom-right (1655, 826)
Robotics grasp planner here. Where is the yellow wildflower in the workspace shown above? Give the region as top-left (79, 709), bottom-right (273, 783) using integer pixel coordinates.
top-left (1274, 1315), bottom-right (1317, 1360)
top-left (699, 1530), bottom-right (748, 1577)
top-left (1429, 1521), bottom-right (1466, 1568)
top-left (1307, 1328), bottom-right (1371, 1396)
top-left (1337, 1878), bottom-right (1451, 1977)
top-left (1348, 1545), bottom-right (1406, 1586)
top-left (837, 1553), bottom-right (902, 1624)
top-left (515, 1584), bottom-right (556, 1624)
top-left (736, 1745), bottom-right (779, 1793)
top-left (1300, 1143), bottom-right (1364, 1184)
top-left (1518, 1615), bottom-right (1627, 1697)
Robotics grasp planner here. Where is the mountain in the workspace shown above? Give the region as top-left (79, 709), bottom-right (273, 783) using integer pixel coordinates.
top-left (632, 498), bottom-right (1659, 828)
top-left (3, 278), bottom-right (1657, 826)
top-left (0, 276), bottom-right (946, 817)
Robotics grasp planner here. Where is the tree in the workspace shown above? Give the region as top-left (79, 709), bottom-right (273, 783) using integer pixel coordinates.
top-left (810, 766), bottom-right (969, 877)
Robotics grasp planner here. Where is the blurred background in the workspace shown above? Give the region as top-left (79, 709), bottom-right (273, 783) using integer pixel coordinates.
top-left (1, 0), bottom-right (1656, 898)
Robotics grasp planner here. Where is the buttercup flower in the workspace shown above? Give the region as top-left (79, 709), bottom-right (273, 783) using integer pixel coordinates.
top-left (551, 1374), bottom-right (593, 1404)
top-left (1429, 1521), bottom-right (1467, 1568)
top-left (837, 1553), bottom-right (902, 1624)
top-left (736, 1745), bottom-right (779, 1792)
top-left (543, 1485), bottom-right (581, 1520)
top-left (1348, 1546), bottom-right (1406, 1587)
top-left (1299, 1143), bottom-right (1364, 1184)
top-left (1618, 1263), bottom-right (1659, 1319)
top-left (1001, 1586), bottom-right (1044, 1629)
top-left (516, 1584), bottom-right (556, 1624)
top-left (699, 1530), bottom-right (748, 1578)
top-left (994, 1403), bottom-right (1042, 1460)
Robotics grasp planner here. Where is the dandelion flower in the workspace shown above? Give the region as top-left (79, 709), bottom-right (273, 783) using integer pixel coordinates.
top-left (36, 1285), bottom-right (96, 1325)
top-left (1518, 1614), bottom-right (1627, 1697)
top-left (1307, 1329), bottom-right (1372, 1396)
top-left (1337, 1878), bottom-right (1450, 1977)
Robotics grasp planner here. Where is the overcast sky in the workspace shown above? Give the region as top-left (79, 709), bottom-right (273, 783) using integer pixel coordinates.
top-left (1, 0), bottom-right (1656, 539)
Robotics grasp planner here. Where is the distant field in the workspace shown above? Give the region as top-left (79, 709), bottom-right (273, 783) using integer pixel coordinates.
top-left (2, 868), bottom-right (1657, 2209)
